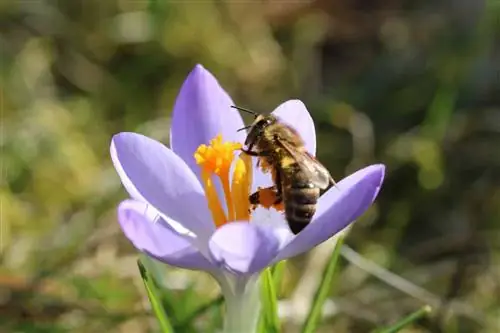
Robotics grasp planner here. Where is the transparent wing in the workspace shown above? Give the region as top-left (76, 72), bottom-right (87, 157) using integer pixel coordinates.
top-left (278, 139), bottom-right (333, 189)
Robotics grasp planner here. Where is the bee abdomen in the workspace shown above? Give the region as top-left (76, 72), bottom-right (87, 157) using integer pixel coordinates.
top-left (285, 204), bottom-right (317, 234)
top-left (285, 186), bottom-right (319, 234)
top-left (288, 186), bottom-right (318, 204)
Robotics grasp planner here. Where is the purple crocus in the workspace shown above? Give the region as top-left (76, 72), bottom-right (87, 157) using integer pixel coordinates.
top-left (111, 64), bottom-right (385, 332)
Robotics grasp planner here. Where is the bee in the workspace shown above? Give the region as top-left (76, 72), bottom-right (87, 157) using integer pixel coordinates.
top-left (232, 105), bottom-right (336, 234)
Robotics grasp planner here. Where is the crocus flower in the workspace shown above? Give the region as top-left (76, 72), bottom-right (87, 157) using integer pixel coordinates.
top-left (111, 64), bottom-right (385, 332)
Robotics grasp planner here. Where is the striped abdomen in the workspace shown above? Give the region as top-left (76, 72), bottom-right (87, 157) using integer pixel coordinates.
top-left (283, 170), bottom-right (320, 234)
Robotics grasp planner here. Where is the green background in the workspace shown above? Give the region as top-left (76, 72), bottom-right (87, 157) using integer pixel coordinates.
top-left (1, 0), bottom-right (499, 332)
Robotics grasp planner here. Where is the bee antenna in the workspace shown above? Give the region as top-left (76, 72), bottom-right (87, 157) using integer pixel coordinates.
top-left (237, 125), bottom-right (252, 132)
top-left (231, 105), bottom-right (258, 117)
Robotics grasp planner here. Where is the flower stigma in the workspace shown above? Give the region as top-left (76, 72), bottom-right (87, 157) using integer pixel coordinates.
top-left (194, 135), bottom-right (253, 227)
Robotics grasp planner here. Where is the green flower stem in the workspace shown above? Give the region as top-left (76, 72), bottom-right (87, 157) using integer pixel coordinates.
top-left (271, 260), bottom-right (286, 293)
top-left (221, 275), bottom-right (261, 333)
top-left (259, 268), bottom-right (280, 333)
top-left (301, 236), bottom-right (344, 333)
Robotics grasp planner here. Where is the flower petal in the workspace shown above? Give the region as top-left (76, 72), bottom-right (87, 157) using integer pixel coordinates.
top-left (274, 164), bottom-right (385, 261)
top-left (209, 222), bottom-right (280, 275)
top-left (170, 64), bottom-right (246, 181)
top-left (111, 132), bottom-right (214, 237)
top-left (250, 159), bottom-right (273, 192)
top-left (272, 100), bottom-right (316, 155)
top-left (253, 99), bottom-right (317, 190)
top-left (118, 200), bottom-right (214, 270)
top-left (251, 207), bottom-right (294, 248)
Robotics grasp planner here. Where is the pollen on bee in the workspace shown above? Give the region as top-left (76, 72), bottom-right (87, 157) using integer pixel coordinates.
top-left (281, 156), bottom-right (295, 168)
top-left (252, 187), bottom-right (285, 212)
top-left (258, 158), bottom-right (273, 173)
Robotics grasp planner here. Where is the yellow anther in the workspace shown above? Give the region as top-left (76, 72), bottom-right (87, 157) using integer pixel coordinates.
top-left (194, 135), bottom-right (242, 176)
top-left (200, 169), bottom-right (227, 227)
top-left (194, 135), bottom-right (251, 227)
top-left (232, 152), bottom-right (253, 221)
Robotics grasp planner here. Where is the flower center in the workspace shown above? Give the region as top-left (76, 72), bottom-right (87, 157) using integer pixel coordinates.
top-left (194, 135), bottom-right (252, 227)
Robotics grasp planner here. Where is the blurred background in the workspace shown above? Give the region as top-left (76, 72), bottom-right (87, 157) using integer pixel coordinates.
top-left (1, 0), bottom-right (499, 332)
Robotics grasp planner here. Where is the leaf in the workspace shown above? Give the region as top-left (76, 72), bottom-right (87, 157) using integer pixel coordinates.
top-left (137, 259), bottom-right (175, 333)
top-left (139, 255), bottom-right (180, 321)
top-left (176, 295), bottom-right (224, 330)
top-left (258, 267), bottom-right (281, 333)
top-left (373, 305), bottom-right (432, 333)
top-left (140, 254), bottom-right (168, 289)
top-left (301, 236), bottom-right (344, 333)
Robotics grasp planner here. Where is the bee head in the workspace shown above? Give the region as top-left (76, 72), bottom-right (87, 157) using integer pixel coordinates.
top-left (245, 115), bottom-right (275, 146)
top-left (230, 105), bottom-right (277, 146)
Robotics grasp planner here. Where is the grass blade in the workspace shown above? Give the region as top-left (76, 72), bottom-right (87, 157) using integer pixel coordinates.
top-left (301, 236), bottom-right (344, 333)
top-left (176, 295), bottom-right (224, 329)
top-left (137, 259), bottom-right (175, 333)
top-left (373, 305), bottom-right (432, 333)
top-left (271, 260), bottom-right (286, 294)
top-left (259, 267), bottom-right (281, 333)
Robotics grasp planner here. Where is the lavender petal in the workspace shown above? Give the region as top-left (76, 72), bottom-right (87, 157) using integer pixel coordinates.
top-left (170, 64), bottom-right (246, 182)
top-left (111, 132), bottom-right (215, 237)
top-left (272, 99), bottom-right (316, 155)
top-left (274, 164), bottom-right (385, 261)
top-left (118, 200), bottom-right (214, 271)
top-left (209, 222), bottom-right (280, 275)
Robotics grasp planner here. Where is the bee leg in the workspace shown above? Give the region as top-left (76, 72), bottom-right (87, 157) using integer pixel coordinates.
top-left (274, 193), bottom-right (283, 205)
top-left (248, 192), bottom-right (259, 213)
top-left (329, 176), bottom-right (340, 191)
top-left (274, 171), bottom-right (283, 204)
top-left (249, 187), bottom-right (277, 204)
top-left (241, 148), bottom-right (268, 157)
top-left (248, 186), bottom-right (282, 210)
top-left (249, 191), bottom-right (260, 205)
top-left (241, 149), bottom-right (259, 156)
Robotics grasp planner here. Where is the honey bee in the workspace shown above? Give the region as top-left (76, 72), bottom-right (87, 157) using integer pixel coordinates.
top-left (232, 105), bottom-right (336, 234)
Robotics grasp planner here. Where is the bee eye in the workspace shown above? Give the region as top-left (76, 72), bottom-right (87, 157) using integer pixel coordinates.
top-left (257, 119), bottom-right (272, 127)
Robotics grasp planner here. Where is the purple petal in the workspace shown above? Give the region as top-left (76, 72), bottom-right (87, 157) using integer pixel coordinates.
top-left (250, 158), bottom-right (273, 192)
top-left (272, 100), bottom-right (316, 155)
top-left (253, 100), bottom-right (317, 190)
top-left (111, 132), bottom-right (214, 237)
top-left (209, 222), bottom-right (280, 275)
top-left (170, 64), bottom-right (246, 182)
top-left (274, 164), bottom-right (385, 261)
top-left (118, 200), bottom-right (214, 271)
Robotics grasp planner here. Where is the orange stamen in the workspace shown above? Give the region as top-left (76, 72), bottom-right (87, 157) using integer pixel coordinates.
top-left (194, 135), bottom-right (252, 227)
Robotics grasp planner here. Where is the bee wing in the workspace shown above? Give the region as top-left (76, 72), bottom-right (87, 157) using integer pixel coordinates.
top-left (299, 153), bottom-right (333, 189)
top-left (278, 140), bottom-right (334, 190)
